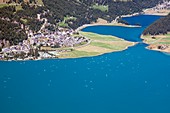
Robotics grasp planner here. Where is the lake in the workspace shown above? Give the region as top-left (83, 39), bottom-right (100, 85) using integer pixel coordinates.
top-left (0, 15), bottom-right (170, 113)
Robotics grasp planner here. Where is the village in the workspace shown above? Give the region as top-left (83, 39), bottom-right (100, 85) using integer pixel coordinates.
top-left (0, 13), bottom-right (90, 61)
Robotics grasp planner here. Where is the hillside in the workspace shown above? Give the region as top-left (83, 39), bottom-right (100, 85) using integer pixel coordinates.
top-left (0, 3), bottom-right (46, 47)
top-left (42, 0), bottom-right (164, 29)
top-left (141, 13), bottom-right (170, 53)
top-left (0, 0), bottom-right (166, 49)
top-left (0, 0), bottom-right (165, 29)
top-left (143, 13), bottom-right (170, 35)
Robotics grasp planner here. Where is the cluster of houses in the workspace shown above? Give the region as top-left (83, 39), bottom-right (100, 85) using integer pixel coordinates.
top-left (0, 27), bottom-right (90, 60)
top-left (0, 39), bottom-right (10, 49)
top-left (153, 0), bottom-right (170, 10)
top-left (28, 28), bottom-right (89, 48)
top-left (0, 39), bottom-right (37, 60)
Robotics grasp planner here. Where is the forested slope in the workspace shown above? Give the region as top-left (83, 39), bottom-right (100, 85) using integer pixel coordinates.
top-left (42, 0), bottom-right (165, 28)
top-left (143, 14), bottom-right (170, 35)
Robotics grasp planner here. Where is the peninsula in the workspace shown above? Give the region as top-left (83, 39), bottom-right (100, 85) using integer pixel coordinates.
top-left (58, 31), bottom-right (136, 59)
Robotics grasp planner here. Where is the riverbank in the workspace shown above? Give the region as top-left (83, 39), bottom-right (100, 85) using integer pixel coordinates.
top-left (141, 33), bottom-right (170, 53)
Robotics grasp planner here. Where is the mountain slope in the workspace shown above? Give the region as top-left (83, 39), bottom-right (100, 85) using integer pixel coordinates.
top-left (42, 0), bottom-right (165, 29)
top-left (143, 14), bottom-right (170, 35)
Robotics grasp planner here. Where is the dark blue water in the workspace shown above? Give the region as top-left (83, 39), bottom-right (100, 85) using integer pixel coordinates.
top-left (82, 15), bottom-right (164, 42)
top-left (1, 15), bottom-right (170, 113)
top-left (82, 26), bottom-right (144, 42)
top-left (123, 15), bottom-right (163, 26)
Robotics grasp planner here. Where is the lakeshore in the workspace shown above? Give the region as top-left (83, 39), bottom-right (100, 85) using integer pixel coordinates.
top-left (59, 18), bottom-right (141, 59)
top-left (141, 33), bottom-right (170, 53)
top-left (0, 26), bottom-right (137, 61)
top-left (76, 18), bottom-right (141, 32)
top-left (0, 17), bottom-right (139, 61)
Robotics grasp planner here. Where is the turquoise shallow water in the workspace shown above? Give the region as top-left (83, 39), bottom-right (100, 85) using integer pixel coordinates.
top-left (0, 15), bottom-right (170, 113)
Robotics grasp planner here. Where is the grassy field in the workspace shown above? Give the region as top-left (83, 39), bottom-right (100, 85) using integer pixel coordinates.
top-left (0, 4), bottom-right (23, 11)
top-left (58, 21), bottom-right (69, 28)
top-left (0, 4), bottom-right (8, 8)
top-left (141, 33), bottom-right (170, 45)
top-left (141, 33), bottom-right (170, 52)
top-left (35, 0), bottom-right (44, 6)
top-left (59, 50), bottom-right (98, 58)
top-left (58, 15), bottom-right (76, 27)
top-left (58, 31), bottom-right (135, 58)
top-left (92, 4), bottom-right (108, 12)
top-left (0, 0), bottom-right (44, 10)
